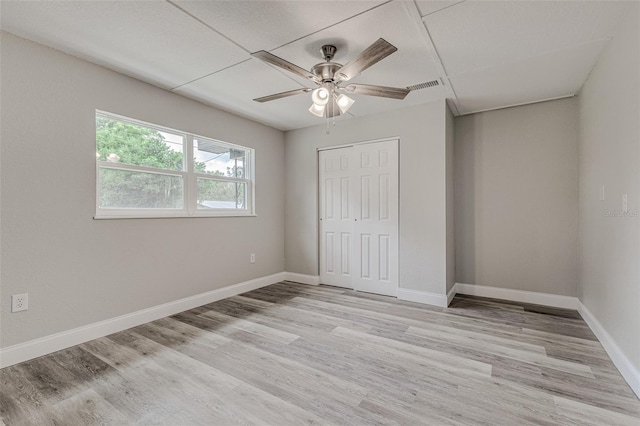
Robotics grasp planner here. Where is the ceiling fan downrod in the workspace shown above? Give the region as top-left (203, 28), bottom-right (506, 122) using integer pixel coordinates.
top-left (321, 44), bottom-right (337, 62)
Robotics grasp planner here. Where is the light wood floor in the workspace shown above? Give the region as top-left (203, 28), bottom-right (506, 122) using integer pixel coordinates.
top-left (1, 281), bottom-right (639, 425)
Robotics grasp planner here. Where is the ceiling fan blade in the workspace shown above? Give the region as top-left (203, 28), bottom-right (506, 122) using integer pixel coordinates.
top-left (251, 50), bottom-right (319, 83)
top-left (334, 38), bottom-right (397, 82)
top-left (344, 83), bottom-right (410, 100)
top-left (254, 88), bottom-right (312, 103)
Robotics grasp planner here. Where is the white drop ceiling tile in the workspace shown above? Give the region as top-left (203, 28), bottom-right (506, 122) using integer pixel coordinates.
top-left (451, 39), bottom-right (609, 115)
top-left (173, 60), bottom-right (316, 131)
top-left (0, 0), bottom-right (248, 89)
top-left (415, 0), bottom-right (464, 17)
top-left (424, 0), bottom-right (628, 75)
top-left (272, 1), bottom-right (443, 90)
top-left (173, 0), bottom-right (386, 53)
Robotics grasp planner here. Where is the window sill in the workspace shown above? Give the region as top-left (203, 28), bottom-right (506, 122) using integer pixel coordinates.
top-left (94, 212), bottom-right (257, 220)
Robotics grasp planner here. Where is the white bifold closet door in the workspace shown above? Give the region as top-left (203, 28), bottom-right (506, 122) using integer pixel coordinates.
top-left (319, 139), bottom-right (398, 296)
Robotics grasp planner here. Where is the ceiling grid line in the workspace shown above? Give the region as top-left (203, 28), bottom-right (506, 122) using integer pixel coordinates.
top-left (170, 58), bottom-right (252, 91)
top-left (420, 0), bottom-right (467, 18)
top-left (407, 0), bottom-right (461, 114)
top-left (166, 0), bottom-right (317, 92)
top-left (164, 0), bottom-right (258, 91)
top-left (166, 0), bottom-right (251, 54)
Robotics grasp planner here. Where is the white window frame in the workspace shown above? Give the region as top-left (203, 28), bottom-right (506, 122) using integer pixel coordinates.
top-left (95, 111), bottom-right (255, 219)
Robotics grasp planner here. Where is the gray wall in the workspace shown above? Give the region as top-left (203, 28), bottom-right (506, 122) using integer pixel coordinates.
top-left (454, 98), bottom-right (579, 296)
top-left (0, 32), bottom-right (285, 348)
top-left (285, 100), bottom-right (449, 296)
top-left (577, 2), bottom-right (639, 372)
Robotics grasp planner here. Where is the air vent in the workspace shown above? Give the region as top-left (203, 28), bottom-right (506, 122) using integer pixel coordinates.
top-left (407, 79), bottom-right (441, 91)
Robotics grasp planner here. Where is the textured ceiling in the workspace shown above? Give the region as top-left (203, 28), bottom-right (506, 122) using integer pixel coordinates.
top-left (0, 0), bottom-right (630, 130)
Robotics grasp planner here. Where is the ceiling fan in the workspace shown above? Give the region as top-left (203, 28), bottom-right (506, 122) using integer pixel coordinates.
top-left (251, 38), bottom-right (410, 119)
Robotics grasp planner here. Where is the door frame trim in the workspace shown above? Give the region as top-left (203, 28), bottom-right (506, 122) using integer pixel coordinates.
top-left (316, 136), bottom-right (401, 153)
top-left (317, 137), bottom-right (400, 294)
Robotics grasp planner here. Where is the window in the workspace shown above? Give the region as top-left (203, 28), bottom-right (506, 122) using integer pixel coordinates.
top-left (95, 111), bottom-right (254, 218)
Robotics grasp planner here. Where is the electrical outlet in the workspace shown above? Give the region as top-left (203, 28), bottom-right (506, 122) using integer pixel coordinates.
top-left (12, 293), bottom-right (28, 312)
top-left (250, 253), bottom-right (256, 264)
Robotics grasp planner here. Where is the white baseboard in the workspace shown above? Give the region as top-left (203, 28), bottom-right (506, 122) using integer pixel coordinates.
top-left (451, 282), bottom-right (639, 399)
top-left (5, 274), bottom-right (637, 401)
top-left (577, 301), bottom-right (640, 399)
top-left (446, 285), bottom-right (457, 306)
top-left (0, 272), bottom-right (286, 369)
top-left (283, 272), bottom-right (320, 286)
top-left (398, 288), bottom-right (448, 307)
top-left (454, 282), bottom-right (578, 309)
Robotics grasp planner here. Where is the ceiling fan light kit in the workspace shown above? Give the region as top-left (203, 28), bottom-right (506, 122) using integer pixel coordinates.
top-left (251, 38), bottom-right (411, 131)
top-left (335, 93), bottom-right (355, 114)
top-left (308, 102), bottom-right (325, 117)
top-left (311, 87), bottom-right (330, 106)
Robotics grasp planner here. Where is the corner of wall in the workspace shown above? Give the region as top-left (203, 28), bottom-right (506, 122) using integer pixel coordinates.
top-left (576, 1), bottom-right (640, 397)
top-left (445, 104), bottom-right (456, 294)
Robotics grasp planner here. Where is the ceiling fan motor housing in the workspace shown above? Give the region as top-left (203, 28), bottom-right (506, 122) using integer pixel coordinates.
top-left (311, 62), bottom-right (343, 82)
top-left (310, 44), bottom-right (342, 83)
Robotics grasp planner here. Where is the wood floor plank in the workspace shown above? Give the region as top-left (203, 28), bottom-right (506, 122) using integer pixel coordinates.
top-left (225, 295), bottom-right (374, 333)
top-left (406, 322), bottom-right (548, 354)
top-left (207, 324), bottom-right (425, 404)
top-left (210, 298), bottom-right (339, 333)
top-left (105, 331), bottom-right (277, 425)
top-left (448, 300), bottom-right (597, 340)
top-left (405, 325), bottom-right (595, 378)
top-left (491, 362), bottom-right (640, 416)
top-left (197, 310), bottom-right (301, 344)
top-left (331, 325), bottom-right (492, 377)
top-left (0, 365), bottom-right (52, 426)
top-left (193, 341), bottom-right (396, 425)
top-left (117, 329), bottom-right (330, 426)
top-left (1, 281), bottom-right (638, 425)
top-left (553, 395), bottom-right (640, 426)
top-left (48, 388), bottom-right (132, 426)
top-left (78, 338), bottom-right (209, 423)
top-left (16, 354), bottom-right (90, 404)
top-left (70, 339), bottom-right (183, 423)
top-left (132, 317), bottom-right (232, 353)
